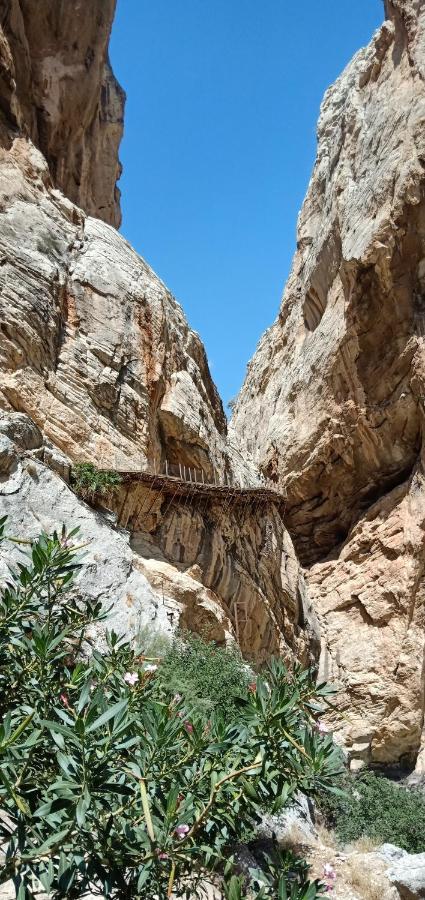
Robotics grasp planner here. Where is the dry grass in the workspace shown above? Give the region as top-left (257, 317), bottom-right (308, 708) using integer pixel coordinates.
top-left (345, 835), bottom-right (380, 854)
top-left (341, 854), bottom-right (397, 900)
top-left (315, 823), bottom-right (338, 849)
top-left (277, 822), bottom-right (317, 850)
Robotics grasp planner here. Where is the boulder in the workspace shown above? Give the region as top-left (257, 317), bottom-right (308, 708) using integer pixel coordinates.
top-left (379, 845), bottom-right (425, 899)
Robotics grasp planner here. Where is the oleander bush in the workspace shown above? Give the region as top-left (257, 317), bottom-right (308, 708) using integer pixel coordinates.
top-left (317, 769), bottom-right (425, 853)
top-left (0, 515), bottom-right (342, 899)
top-left (70, 462), bottom-right (122, 503)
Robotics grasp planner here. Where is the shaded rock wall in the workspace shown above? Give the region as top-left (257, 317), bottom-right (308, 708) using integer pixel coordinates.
top-left (232, 0), bottom-right (425, 767)
top-left (0, 0), bottom-right (124, 226)
top-left (113, 480), bottom-right (319, 664)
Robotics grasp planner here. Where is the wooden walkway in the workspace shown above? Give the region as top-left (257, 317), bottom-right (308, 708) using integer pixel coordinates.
top-left (111, 467), bottom-right (285, 511)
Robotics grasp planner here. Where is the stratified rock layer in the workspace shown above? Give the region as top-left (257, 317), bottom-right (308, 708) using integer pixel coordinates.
top-left (233, 0), bottom-right (425, 767)
top-left (0, 411), bottom-right (317, 667)
top-left (0, 0), bottom-right (124, 226)
top-left (0, 138), bottom-right (228, 478)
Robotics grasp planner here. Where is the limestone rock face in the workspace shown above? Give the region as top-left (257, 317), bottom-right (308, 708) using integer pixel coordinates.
top-left (232, 0), bottom-right (425, 766)
top-left (378, 844), bottom-right (425, 899)
top-left (0, 138), bottom-right (229, 478)
top-left (0, 411), bottom-right (316, 667)
top-left (0, 414), bottom-right (171, 645)
top-left (0, 0), bottom-right (124, 226)
top-left (0, 0), bottom-right (314, 671)
top-left (116, 480), bottom-right (319, 664)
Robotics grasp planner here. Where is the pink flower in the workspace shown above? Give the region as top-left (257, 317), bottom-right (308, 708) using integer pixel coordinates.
top-left (184, 721), bottom-right (193, 734)
top-left (323, 863), bottom-right (336, 880)
top-left (144, 664), bottom-right (158, 673)
top-left (60, 692), bottom-right (70, 708)
top-left (124, 672), bottom-right (139, 686)
top-left (316, 720), bottom-right (330, 734)
top-left (248, 682), bottom-right (257, 694)
top-left (174, 824), bottom-right (190, 839)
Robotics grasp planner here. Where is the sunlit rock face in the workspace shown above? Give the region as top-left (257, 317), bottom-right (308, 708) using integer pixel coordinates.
top-left (232, 0), bottom-right (425, 767)
top-left (0, 139), bottom-right (230, 478)
top-left (0, 2), bottom-right (317, 671)
top-left (0, 0), bottom-right (230, 481)
top-left (0, 0), bottom-right (124, 227)
top-left (0, 411), bottom-right (319, 667)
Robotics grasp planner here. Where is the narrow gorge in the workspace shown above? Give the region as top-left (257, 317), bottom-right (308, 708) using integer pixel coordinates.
top-left (0, 0), bottom-right (424, 782)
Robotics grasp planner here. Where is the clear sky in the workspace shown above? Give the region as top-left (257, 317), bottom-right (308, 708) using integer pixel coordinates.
top-left (110, 0), bottom-right (384, 410)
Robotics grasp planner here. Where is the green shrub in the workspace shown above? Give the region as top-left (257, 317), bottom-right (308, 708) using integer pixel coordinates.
top-left (317, 770), bottom-right (425, 853)
top-left (70, 462), bottom-right (122, 503)
top-left (158, 632), bottom-right (251, 722)
top-left (0, 515), bottom-right (342, 898)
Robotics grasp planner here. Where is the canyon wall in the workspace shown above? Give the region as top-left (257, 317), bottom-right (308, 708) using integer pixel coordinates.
top-left (0, 0), bottom-right (124, 226)
top-left (232, 0), bottom-right (425, 768)
top-left (1, 0), bottom-right (424, 768)
top-left (0, 136), bottom-right (229, 479)
top-left (0, 2), bottom-right (314, 669)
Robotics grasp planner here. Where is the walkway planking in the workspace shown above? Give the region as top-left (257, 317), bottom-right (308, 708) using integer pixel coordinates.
top-left (108, 467), bottom-right (286, 511)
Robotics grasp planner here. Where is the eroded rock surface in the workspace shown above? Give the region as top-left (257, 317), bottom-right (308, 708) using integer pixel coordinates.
top-left (0, 0), bottom-right (124, 226)
top-left (116, 480), bottom-right (318, 664)
top-left (0, 411), bottom-right (316, 667)
top-left (0, 138), bottom-right (229, 478)
top-left (0, 0), bottom-right (315, 672)
top-left (232, 0), bottom-right (425, 766)
top-left (0, 413), bottom-right (170, 645)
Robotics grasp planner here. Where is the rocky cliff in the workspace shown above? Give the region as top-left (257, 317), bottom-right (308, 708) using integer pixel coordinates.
top-left (232, 0), bottom-right (425, 769)
top-left (1, 0), bottom-right (424, 771)
top-left (0, 2), bottom-right (315, 670)
top-left (0, 0), bottom-right (124, 227)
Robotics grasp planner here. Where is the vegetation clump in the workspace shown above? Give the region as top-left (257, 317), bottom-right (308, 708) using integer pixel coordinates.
top-left (317, 770), bottom-right (425, 854)
top-left (158, 632), bottom-right (251, 722)
top-left (70, 462), bottom-right (122, 503)
top-left (0, 514), bottom-right (342, 898)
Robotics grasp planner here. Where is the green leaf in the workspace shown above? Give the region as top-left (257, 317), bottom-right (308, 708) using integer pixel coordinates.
top-left (0, 767), bottom-right (31, 816)
top-left (0, 711), bottom-right (34, 749)
top-left (85, 698), bottom-right (128, 734)
top-left (22, 827), bottom-right (71, 859)
top-left (225, 875), bottom-right (242, 900)
top-left (278, 877), bottom-right (288, 900)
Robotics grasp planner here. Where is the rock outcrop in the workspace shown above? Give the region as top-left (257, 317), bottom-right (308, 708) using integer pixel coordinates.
top-left (0, 410), bottom-right (316, 666)
top-left (114, 478), bottom-right (318, 664)
top-left (232, 0), bottom-right (425, 767)
top-left (0, 0), bottom-right (124, 226)
top-left (0, 137), bottom-right (230, 479)
top-left (0, 412), bottom-right (171, 645)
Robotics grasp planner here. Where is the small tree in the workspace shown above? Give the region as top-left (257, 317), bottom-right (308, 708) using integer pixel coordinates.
top-left (0, 516), bottom-right (341, 898)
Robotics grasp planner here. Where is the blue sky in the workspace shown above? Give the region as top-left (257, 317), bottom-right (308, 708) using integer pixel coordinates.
top-left (110, 0), bottom-right (383, 410)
